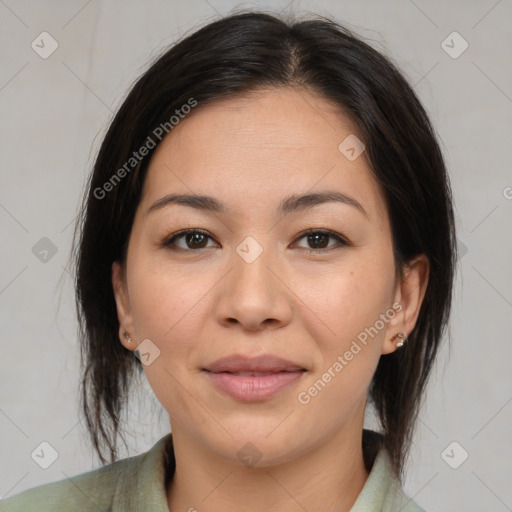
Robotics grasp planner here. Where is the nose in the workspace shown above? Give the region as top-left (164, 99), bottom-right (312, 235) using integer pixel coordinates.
top-left (215, 242), bottom-right (293, 332)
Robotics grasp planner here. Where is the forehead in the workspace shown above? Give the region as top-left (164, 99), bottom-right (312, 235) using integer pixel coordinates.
top-left (139, 87), bottom-right (388, 222)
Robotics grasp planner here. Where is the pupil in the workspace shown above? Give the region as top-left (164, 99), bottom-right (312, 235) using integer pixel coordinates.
top-left (187, 233), bottom-right (206, 248)
top-left (309, 233), bottom-right (328, 249)
top-left (184, 232), bottom-right (329, 250)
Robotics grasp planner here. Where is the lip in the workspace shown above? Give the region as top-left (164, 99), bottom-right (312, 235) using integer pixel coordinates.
top-left (203, 354), bottom-right (307, 402)
top-left (204, 354), bottom-right (306, 373)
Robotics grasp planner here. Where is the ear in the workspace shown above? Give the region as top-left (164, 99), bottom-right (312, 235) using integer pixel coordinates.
top-left (112, 260), bottom-right (136, 351)
top-left (381, 254), bottom-right (430, 355)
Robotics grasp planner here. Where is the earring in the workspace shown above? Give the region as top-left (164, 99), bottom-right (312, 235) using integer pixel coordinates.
top-left (123, 330), bottom-right (132, 344)
top-left (392, 332), bottom-right (407, 348)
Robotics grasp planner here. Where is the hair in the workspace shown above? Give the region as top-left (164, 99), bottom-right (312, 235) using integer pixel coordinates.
top-left (69, 9), bottom-right (457, 481)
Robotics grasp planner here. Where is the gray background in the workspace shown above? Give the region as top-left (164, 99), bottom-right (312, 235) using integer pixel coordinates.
top-left (1, 0), bottom-right (511, 510)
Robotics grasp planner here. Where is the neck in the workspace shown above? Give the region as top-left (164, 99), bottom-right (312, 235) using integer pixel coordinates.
top-left (166, 424), bottom-right (370, 512)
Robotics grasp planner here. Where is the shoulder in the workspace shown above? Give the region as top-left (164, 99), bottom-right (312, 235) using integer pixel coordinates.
top-left (353, 432), bottom-right (429, 512)
top-left (381, 475), bottom-right (428, 512)
top-left (377, 451), bottom-right (427, 512)
top-left (0, 450), bottom-right (145, 512)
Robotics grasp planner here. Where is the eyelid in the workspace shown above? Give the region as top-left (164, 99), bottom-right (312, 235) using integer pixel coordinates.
top-left (161, 228), bottom-right (349, 251)
top-left (290, 230), bottom-right (350, 256)
top-left (161, 228), bottom-right (218, 250)
top-left (292, 228), bottom-right (349, 248)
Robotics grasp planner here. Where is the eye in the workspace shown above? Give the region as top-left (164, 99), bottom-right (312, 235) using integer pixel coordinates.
top-left (161, 228), bottom-right (349, 253)
top-left (161, 229), bottom-right (218, 251)
top-left (293, 229), bottom-right (349, 253)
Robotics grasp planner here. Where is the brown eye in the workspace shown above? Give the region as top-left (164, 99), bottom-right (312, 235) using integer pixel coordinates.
top-left (162, 229), bottom-right (217, 250)
top-left (162, 228), bottom-right (348, 253)
top-left (294, 229), bottom-right (348, 252)
top-left (184, 232), bottom-right (208, 249)
top-left (307, 232), bottom-right (329, 249)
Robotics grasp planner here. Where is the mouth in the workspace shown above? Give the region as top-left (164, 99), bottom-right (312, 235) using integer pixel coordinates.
top-left (203, 354), bottom-right (307, 374)
top-left (203, 370), bottom-right (306, 402)
top-left (202, 354), bottom-right (307, 402)
top-left (209, 370), bottom-right (305, 376)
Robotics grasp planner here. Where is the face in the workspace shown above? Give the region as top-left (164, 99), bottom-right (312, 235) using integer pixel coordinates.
top-left (112, 86), bottom-right (428, 466)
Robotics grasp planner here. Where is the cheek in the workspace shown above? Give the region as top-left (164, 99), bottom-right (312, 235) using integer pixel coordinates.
top-left (303, 261), bottom-right (393, 347)
top-left (128, 260), bottom-right (215, 350)
top-left (127, 263), bottom-right (213, 420)
top-left (295, 268), bottom-right (390, 418)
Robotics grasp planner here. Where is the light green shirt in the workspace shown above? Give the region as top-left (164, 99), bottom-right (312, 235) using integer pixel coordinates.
top-left (1, 430), bottom-right (426, 511)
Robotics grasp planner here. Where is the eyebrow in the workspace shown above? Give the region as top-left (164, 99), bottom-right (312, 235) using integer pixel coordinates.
top-left (146, 190), bottom-right (368, 218)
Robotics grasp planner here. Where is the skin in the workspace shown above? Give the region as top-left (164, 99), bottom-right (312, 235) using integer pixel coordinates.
top-left (112, 86), bottom-right (429, 512)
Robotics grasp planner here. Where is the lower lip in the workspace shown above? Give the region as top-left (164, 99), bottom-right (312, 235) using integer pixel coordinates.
top-left (204, 370), bottom-right (305, 402)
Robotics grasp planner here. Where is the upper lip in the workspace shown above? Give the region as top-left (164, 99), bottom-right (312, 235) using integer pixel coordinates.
top-left (203, 354), bottom-right (306, 373)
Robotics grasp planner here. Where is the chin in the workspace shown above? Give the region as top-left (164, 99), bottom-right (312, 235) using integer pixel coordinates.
top-left (202, 422), bottom-right (310, 468)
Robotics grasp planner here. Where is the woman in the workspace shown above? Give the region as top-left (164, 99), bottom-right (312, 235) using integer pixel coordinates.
top-left (1, 10), bottom-right (456, 512)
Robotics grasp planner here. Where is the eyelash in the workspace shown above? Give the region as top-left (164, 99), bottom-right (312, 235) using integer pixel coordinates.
top-left (161, 228), bottom-right (349, 254)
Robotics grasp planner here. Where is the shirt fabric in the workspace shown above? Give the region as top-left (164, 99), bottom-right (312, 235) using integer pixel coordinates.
top-left (1, 429), bottom-right (426, 511)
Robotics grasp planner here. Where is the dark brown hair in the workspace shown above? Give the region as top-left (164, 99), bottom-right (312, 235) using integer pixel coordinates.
top-left (69, 10), bottom-right (457, 481)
